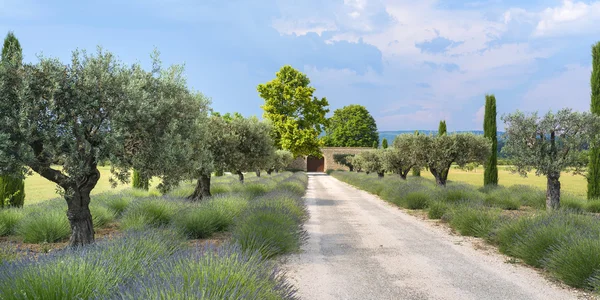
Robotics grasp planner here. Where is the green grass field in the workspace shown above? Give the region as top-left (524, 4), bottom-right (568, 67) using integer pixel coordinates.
top-left (23, 166), bottom-right (149, 205)
top-left (420, 166), bottom-right (586, 197)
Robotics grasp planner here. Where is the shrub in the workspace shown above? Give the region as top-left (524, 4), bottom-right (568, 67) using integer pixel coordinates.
top-left (120, 199), bottom-right (179, 230)
top-left (438, 185), bottom-right (483, 204)
top-left (102, 195), bottom-right (132, 216)
top-left (510, 215), bottom-right (577, 267)
top-left (586, 199), bottom-right (600, 213)
top-left (0, 243), bottom-right (19, 264)
top-left (211, 184), bottom-right (231, 195)
top-left (492, 216), bottom-right (537, 254)
top-left (118, 245), bottom-right (297, 300)
top-left (448, 205), bottom-right (500, 238)
top-left (405, 192), bottom-right (430, 209)
top-left (90, 204), bottom-right (115, 229)
top-left (427, 201), bottom-right (448, 219)
top-left (0, 208), bottom-right (24, 236)
top-left (173, 206), bottom-right (221, 239)
top-left (0, 230), bottom-right (184, 299)
top-left (326, 169), bottom-right (335, 175)
top-left (544, 237), bottom-right (600, 289)
top-left (16, 209), bottom-right (70, 243)
top-left (233, 205), bottom-right (306, 259)
top-left (560, 194), bottom-right (586, 212)
top-left (483, 188), bottom-right (520, 210)
top-left (508, 185), bottom-right (545, 209)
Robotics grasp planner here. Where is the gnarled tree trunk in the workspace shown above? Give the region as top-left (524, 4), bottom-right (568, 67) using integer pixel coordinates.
top-left (377, 171), bottom-right (384, 178)
top-left (64, 169), bottom-right (100, 247)
top-left (189, 173), bottom-right (211, 201)
top-left (255, 169), bottom-right (261, 177)
top-left (267, 168), bottom-right (273, 175)
top-left (237, 170), bottom-right (244, 183)
top-left (546, 173), bottom-right (561, 210)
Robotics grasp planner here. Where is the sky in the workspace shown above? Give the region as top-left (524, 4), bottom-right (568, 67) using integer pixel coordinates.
top-left (1, 0), bottom-right (598, 131)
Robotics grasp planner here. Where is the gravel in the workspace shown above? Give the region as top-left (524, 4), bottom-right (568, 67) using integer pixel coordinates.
top-left (283, 174), bottom-right (591, 300)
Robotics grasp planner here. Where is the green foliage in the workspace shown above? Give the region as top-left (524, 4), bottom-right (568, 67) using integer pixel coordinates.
top-left (1, 31), bottom-right (22, 64)
top-left (482, 188), bottom-right (521, 210)
top-left (585, 199), bottom-right (600, 213)
top-left (589, 42), bottom-right (600, 200)
top-left (484, 94), bottom-right (499, 186)
top-left (372, 140), bottom-right (378, 149)
top-left (383, 134), bottom-right (419, 179)
top-left (381, 138), bottom-right (388, 149)
top-left (405, 192), bottom-right (430, 209)
top-left (333, 153), bottom-right (355, 171)
top-left (414, 133), bottom-right (491, 186)
top-left (323, 104), bottom-right (379, 147)
top-left (131, 169), bottom-right (149, 190)
top-left (120, 199), bottom-right (178, 230)
top-left (90, 204), bottom-right (115, 229)
top-left (273, 149), bottom-right (294, 172)
top-left (258, 65), bottom-right (329, 157)
top-left (427, 201), bottom-right (448, 219)
top-left (447, 205), bottom-right (500, 238)
top-left (502, 109), bottom-right (600, 209)
top-left (438, 120), bottom-right (447, 136)
top-left (355, 150), bottom-right (385, 175)
top-left (174, 205), bottom-right (222, 239)
top-left (545, 237), bottom-right (600, 288)
top-left (16, 210), bottom-right (71, 243)
top-left (0, 175), bottom-right (24, 208)
top-left (0, 208), bottom-right (23, 236)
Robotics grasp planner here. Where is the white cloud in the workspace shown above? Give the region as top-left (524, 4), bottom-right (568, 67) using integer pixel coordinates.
top-left (534, 1), bottom-right (600, 36)
top-left (521, 64), bottom-right (591, 112)
top-left (271, 18), bottom-right (337, 36)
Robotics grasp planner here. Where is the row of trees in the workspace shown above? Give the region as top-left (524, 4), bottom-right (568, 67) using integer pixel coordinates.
top-left (0, 32), bottom-right (295, 245)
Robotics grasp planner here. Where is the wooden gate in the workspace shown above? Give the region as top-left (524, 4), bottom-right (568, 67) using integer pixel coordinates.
top-left (307, 156), bottom-right (325, 172)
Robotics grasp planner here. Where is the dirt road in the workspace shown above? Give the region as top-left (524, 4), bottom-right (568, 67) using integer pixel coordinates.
top-left (284, 174), bottom-right (587, 300)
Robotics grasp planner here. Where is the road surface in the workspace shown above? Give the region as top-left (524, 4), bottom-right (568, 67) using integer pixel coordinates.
top-left (284, 174), bottom-right (589, 300)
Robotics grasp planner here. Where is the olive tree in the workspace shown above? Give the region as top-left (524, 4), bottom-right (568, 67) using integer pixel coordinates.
top-left (382, 134), bottom-right (418, 180)
top-left (414, 134), bottom-right (490, 186)
top-left (229, 117), bottom-right (275, 182)
top-left (333, 154), bottom-right (355, 171)
top-left (356, 150), bottom-right (385, 178)
top-left (0, 48), bottom-right (207, 246)
top-left (502, 109), bottom-right (600, 210)
top-left (268, 149), bottom-right (294, 174)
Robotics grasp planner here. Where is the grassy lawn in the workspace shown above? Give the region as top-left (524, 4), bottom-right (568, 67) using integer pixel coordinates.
top-left (23, 166), bottom-right (145, 205)
top-left (420, 166), bottom-right (587, 197)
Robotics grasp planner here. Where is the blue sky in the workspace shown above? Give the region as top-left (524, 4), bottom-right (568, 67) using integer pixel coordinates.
top-left (1, 0), bottom-right (598, 131)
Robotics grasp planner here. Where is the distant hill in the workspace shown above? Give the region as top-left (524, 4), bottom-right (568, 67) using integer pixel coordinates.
top-left (378, 130), bottom-right (505, 143)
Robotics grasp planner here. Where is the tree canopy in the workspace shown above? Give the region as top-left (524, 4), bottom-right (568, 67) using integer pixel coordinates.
top-left (257, 65), bottom-right (329, 157)
top-left (414, 134), bottom-right (490, 186)
top-left (323, 104), bottom-right (379, 147)
top-left (382, 134), bottom-right (419, 180)
top-left (0, 48), bottom-right (209, 245)
top-left (502, 109), bottom-right (600, 210)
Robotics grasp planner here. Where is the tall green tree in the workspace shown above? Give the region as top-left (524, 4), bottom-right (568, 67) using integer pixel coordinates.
top-left (257, 66), bottom-right (329, 157)
top-left (438, 120), bottom-right (447, 136)
top-left (502, 109), bottom-right (600, 210)
top-left (382, 134), bottom-right (419, 179)
top-left (589, 42), bottom-right (600, 199)
top-left (412, 131), bottom-right (421, 177)
top-left (484, 94), bottom-right (499, 186)
top-left (0, 31), bottom-right (25, 207)
top-left (131, 169), bottom-right (149, 190)
top-left (0, 48), bottom-right (209, 245)
top-left (323, 104), bottom-right (379, 147)
top-left (355, 150), bottom-right (385, 178)
top-left (381, 138), bottom-right (388, 149)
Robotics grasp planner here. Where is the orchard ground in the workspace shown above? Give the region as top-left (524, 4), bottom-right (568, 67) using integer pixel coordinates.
top-left (22, 165), bottom-right (586, 205)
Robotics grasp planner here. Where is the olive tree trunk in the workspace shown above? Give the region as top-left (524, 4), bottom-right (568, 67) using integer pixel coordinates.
top-left (63, 169), bottom-right (100, 247)
top-left (237, 171), bottom-right (244, 183)
top-left (189, 174), bottom-right (211, 201)
top-left (546, 173), bottom-right (561, 210)
top-left (377, 171), bottom-right (384, 178)
top-left (255, 169), bottom-right (261, 177)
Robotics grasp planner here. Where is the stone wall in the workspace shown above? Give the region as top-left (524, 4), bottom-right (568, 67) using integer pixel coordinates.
top-left (322, 147), bottom-right (372, 171)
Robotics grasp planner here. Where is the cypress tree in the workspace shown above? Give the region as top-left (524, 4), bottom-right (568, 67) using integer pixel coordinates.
top-left (372, 140), bottom-right (378, 149)
top-left (132, 169), bottom-right (149, 190)
top-left (382, 138), bottom-right (388, 149)
top-left (0, 31), bottom-right (25, 207)
top-left (483, 94), bottom-right (498, 186)
top-left (438, 120), bottom-right (447, 136)
top-left (589, 42), bottom-right (600, 199)
top-left (412, 130), bottom-right (421, 177)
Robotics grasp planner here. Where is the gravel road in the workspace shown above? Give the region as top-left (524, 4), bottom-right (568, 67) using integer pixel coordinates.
top-left (283, 174), bottom-right (590, 300)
